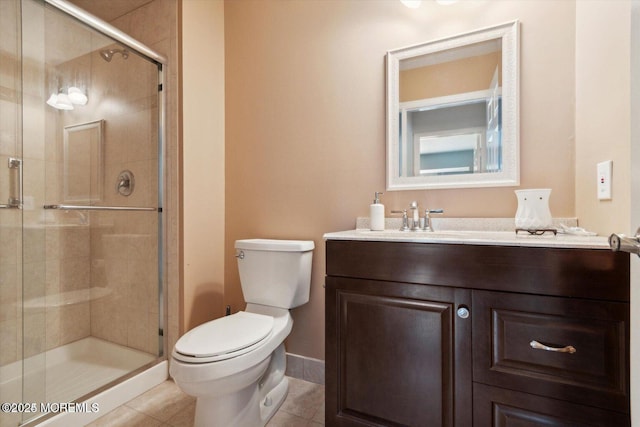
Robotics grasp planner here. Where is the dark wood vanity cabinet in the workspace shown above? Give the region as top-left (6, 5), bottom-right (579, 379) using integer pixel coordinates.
top-left (325, 239), bottom-right (630, 427)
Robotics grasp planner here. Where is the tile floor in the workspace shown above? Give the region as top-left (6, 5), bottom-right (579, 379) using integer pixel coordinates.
top-left (86, 377), bottom-right (325, 427)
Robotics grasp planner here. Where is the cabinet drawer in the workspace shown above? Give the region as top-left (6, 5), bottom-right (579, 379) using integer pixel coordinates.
top-left (473, 383), bottom-right (630, 427)
top-left (472, 290), bottom-right (629, 413)
top-left (325, 240), bottom-right (629, 301)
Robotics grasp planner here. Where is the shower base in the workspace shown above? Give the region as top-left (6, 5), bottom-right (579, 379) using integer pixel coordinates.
top-left (0, 337), bottom-right (165, 427)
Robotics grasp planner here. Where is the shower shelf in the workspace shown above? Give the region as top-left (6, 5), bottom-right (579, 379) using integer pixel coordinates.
top-left (44, 204), bottom-right (160, 212)
top-left (22, 287), bottom-right (112, 311)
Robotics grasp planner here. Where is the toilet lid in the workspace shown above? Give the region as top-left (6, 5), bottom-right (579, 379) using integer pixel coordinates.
top-left (175, 311), bottom-right (274, 360)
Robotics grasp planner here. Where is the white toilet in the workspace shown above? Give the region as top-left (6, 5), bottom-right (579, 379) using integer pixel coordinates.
top-left (169, 239), bottom-right (314, 427)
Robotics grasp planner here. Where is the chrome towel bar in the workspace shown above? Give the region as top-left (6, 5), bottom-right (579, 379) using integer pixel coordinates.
top-left (44, 204), bottom-right (160, 212)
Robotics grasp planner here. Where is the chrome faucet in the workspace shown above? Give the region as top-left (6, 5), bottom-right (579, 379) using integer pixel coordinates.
top-left (423, 208), bottom-right (444, 232)
top-left (393, 203), bottom-right (444, 231)
top-left (409, 201), bottom-right (421, 231)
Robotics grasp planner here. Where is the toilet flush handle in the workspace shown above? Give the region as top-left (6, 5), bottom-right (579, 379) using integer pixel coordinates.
top-left (235, 250), bottom-right (245, 260)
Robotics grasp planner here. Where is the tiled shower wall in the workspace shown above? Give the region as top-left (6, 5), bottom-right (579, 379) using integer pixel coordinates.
top-left (50, 44), bottom-right (160, 355)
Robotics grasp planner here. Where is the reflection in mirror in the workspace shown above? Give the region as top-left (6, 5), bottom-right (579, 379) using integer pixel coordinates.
top-left (63, 120), bottom-right (104, 202)
top-left (387, 21), bottom-right (519, 190)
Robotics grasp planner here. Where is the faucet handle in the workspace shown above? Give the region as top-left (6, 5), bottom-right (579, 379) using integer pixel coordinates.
top-left (391, 209), bottom-right (410, 231)
top-left (423, 208), bottom-right (444, 231)
top-left (426, 209), bottom-right (444, 215)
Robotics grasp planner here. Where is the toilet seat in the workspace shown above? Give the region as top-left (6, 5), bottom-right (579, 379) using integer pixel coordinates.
top-left (173, 311), bottom-right (274, 363)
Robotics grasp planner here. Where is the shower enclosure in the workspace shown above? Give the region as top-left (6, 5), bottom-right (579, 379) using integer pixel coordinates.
top-left (0, 0), bottom-right (166, 425)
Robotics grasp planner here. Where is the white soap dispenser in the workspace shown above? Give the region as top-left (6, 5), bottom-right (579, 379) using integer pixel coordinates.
top-left (370, 192), bottom-right (385, 231)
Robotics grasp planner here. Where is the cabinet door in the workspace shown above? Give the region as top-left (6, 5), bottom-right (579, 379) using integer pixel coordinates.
top-left (326, 277), bottom-right (472, 427)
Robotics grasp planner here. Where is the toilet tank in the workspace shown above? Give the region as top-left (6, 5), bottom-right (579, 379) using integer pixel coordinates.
top-left (235, 239), bottom-right (314, 309)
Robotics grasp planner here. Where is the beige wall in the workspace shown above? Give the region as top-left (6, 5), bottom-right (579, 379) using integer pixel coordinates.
top-left (575, 1), bottom-right (631, 235)
top-left (224, 0), bottom-right (576, 360)
top-left (180, 0), bottom-right (226, 331)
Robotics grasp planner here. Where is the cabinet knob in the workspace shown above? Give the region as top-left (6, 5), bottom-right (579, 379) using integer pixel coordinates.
top-left (457, 306), bottom-right (470, 319)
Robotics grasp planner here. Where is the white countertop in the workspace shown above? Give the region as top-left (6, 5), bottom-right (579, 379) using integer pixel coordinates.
top-left (323, 229), bottom-right (612, 250)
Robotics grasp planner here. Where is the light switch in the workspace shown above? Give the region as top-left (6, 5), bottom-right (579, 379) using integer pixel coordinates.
top-left (597, 160), bottom-right (612, 200)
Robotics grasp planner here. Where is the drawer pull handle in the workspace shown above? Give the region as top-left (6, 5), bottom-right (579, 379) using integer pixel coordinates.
top-left (530, 340), bottom-right (576, 354)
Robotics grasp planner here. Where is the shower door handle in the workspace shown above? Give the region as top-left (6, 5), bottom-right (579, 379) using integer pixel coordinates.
top-left (0, 158), bottom-right (22, 209)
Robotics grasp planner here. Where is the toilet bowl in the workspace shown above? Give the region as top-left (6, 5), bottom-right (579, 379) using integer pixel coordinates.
top-left (170, 239), bottom-right (314, 427)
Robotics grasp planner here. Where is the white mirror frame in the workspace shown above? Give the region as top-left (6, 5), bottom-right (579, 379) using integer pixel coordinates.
top-left (386, 20), bottom-right (520, 190)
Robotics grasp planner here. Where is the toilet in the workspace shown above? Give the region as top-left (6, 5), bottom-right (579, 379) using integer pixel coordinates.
top-left (169, 239), bottom-right (314, 427)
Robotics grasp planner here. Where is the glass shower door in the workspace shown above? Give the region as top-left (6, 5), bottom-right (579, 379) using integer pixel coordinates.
top-left (0, 1), bottom-right (26, 426)
top-left (1, 1), bottom-right (164, 425)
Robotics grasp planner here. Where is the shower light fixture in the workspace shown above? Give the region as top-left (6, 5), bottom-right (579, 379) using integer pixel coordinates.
top-left (46, 92), bottom-right (74, 110)
top-left (46, 87), bottom-right (88, 110)
top-left (68, 86), bottom-right (88, 105)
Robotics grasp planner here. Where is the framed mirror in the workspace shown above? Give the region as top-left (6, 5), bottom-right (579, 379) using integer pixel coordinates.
top-left (63, 119), bottom-right (104, 202)
top-left (386, 21), bottom-right (519, 190)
